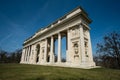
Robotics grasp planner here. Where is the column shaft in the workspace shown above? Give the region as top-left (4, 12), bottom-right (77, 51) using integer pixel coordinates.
top-left (27, 46), bottom-right (30, 63)
top-left (30, 46), bottom-right (32, 63)
top-left (25, 47), bottom-right (29, 62)
top-left (24, 48), bottom-right (27, 62)
top-left (44, 39), bottom-right (47, 62)
top-left (50, 36), bottom-right (54, 63)
top-left (20, 48), bottom-right (25, 63)
top-left (58, 33), bottom-right (61, 62)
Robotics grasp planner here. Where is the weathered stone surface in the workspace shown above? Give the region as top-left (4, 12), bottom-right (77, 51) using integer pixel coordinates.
top-left (20, 7), bottom-right (96, 68)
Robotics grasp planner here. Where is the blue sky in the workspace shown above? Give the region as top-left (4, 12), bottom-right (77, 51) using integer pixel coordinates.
top-left (0, 0), bottom-right (120, 55)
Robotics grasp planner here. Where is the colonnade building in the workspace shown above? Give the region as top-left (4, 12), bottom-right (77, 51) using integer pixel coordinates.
top-left (20, 7), bottom-right (95, 68)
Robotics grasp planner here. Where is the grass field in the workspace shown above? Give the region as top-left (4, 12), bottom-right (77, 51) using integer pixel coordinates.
top-left (0, 64), bottom-right (120, 80)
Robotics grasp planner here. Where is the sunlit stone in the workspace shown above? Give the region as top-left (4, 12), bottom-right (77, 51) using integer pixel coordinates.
top-left (20, 7), bottom-right (96, 69)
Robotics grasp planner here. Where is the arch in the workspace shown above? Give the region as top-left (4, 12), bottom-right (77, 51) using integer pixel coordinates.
top-left (36, 44), bottom-right (40, 63)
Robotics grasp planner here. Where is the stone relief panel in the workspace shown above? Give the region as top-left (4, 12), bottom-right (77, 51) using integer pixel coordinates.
top-left (83, 28), bottom-right (88, 38)
top-left (85, 43), bottom-right (89, 62)
top-left (70, 26), bottom-right (79, 39)
top-left (73, 42), bottom-right (80, 63)
top-left (84, 41), bottom-right (89, 59)
top-left (73, 42), bottom-right (79, 58)
top-left (40, 41), bottom-right (45, 60)
top-left (41, 47), bottom-right (45, 59)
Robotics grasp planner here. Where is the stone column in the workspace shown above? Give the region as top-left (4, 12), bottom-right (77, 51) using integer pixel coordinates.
top-left (79, 25), bottom-right (86, 63)
top-left (27, 46), bottom-right (30, 63)
top-left (57, 33), bottom-right (61, 62)
top-left (34, 45), bottom-right (37, 64)
top-left (28, 45), bottom-right (31, 63)
top-left (24, 48), bottom-right (27, 62)
top-left (87, 30), bottom-right (94, 62)
top-left (25, 47), bottom-right (29, 62)
top-left (20, 48), bottom-right (25, 63)
top-left (31, 45), bottom-right (35, 64)
top-left (44, 39), bottom-right (48, 63)
top-left (29, 45), bottom-right (33, 64)
top-left (50, 36), bottom-right (54, 63)
top-left (66, 29), bottom-right (71, 63)
top-left (38, 44), bottom-right (41, 63)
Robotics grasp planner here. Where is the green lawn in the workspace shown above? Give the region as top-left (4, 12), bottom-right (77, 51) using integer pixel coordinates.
top-left (0, 64), bottom-right (120, 80)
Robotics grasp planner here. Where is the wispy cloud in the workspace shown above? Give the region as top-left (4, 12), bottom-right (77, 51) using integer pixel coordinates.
top-left (0, 12), bottom-right (28, 51)
top-left (0, 33), bottom-right (13, 45)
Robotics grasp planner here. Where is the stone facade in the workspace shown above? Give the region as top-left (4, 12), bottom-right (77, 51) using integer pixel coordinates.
top-left (20, 7), bottom-right (96, 69)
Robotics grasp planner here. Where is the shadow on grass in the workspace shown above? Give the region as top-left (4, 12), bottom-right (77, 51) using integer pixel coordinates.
top-left (28, 77), bottom-right (91, 80)
top-left (36, 77), bottom-right (45, 80)
top-left (55, 77), bottom-right (91, 80)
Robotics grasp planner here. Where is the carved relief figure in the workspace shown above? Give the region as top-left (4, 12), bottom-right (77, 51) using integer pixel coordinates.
top-left (71, 27), bottom-right (79, 37)
top-left (74, 43), bottom-right (79, 54)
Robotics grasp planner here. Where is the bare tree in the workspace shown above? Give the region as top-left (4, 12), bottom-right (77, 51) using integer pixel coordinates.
top-left (97, 32), bottom-right (120, 68)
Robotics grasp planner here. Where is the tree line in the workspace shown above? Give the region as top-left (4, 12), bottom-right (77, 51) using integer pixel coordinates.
top-left (0, 49), bottom-right (22, 63)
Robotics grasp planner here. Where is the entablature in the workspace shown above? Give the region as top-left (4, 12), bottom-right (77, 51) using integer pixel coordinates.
top-left (23, 7), bottom-right (91, 48)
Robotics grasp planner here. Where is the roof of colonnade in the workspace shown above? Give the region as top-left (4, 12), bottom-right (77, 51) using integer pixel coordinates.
top-left (23, 6), bottom-right (92, 45)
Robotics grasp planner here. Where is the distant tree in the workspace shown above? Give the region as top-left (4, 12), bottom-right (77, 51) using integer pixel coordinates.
top-left (10, 49), bottom-right (22, 63)
top-left (97, 32), bottom-right (120, 68)
top-left (0, 49), bottom-right (8, 63)
top-left (0, 48), bottom-right (22, 63)
top-left (15, 49), bottom-right (22, 63)
top-left (93, 55), bottom-right (102, 66)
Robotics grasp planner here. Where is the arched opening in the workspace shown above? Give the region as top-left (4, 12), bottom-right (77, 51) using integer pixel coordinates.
top-left (36, 44), bottom-right (40, 63)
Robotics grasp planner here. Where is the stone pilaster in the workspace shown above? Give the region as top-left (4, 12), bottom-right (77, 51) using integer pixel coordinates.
top-left (79, 25), bottom-right (86, 63)
top-left (87, 30), bottom-right (94, 62)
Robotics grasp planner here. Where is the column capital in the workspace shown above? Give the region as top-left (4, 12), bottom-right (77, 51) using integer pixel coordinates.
top-left (79, 24), bottom-right (83, 28)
